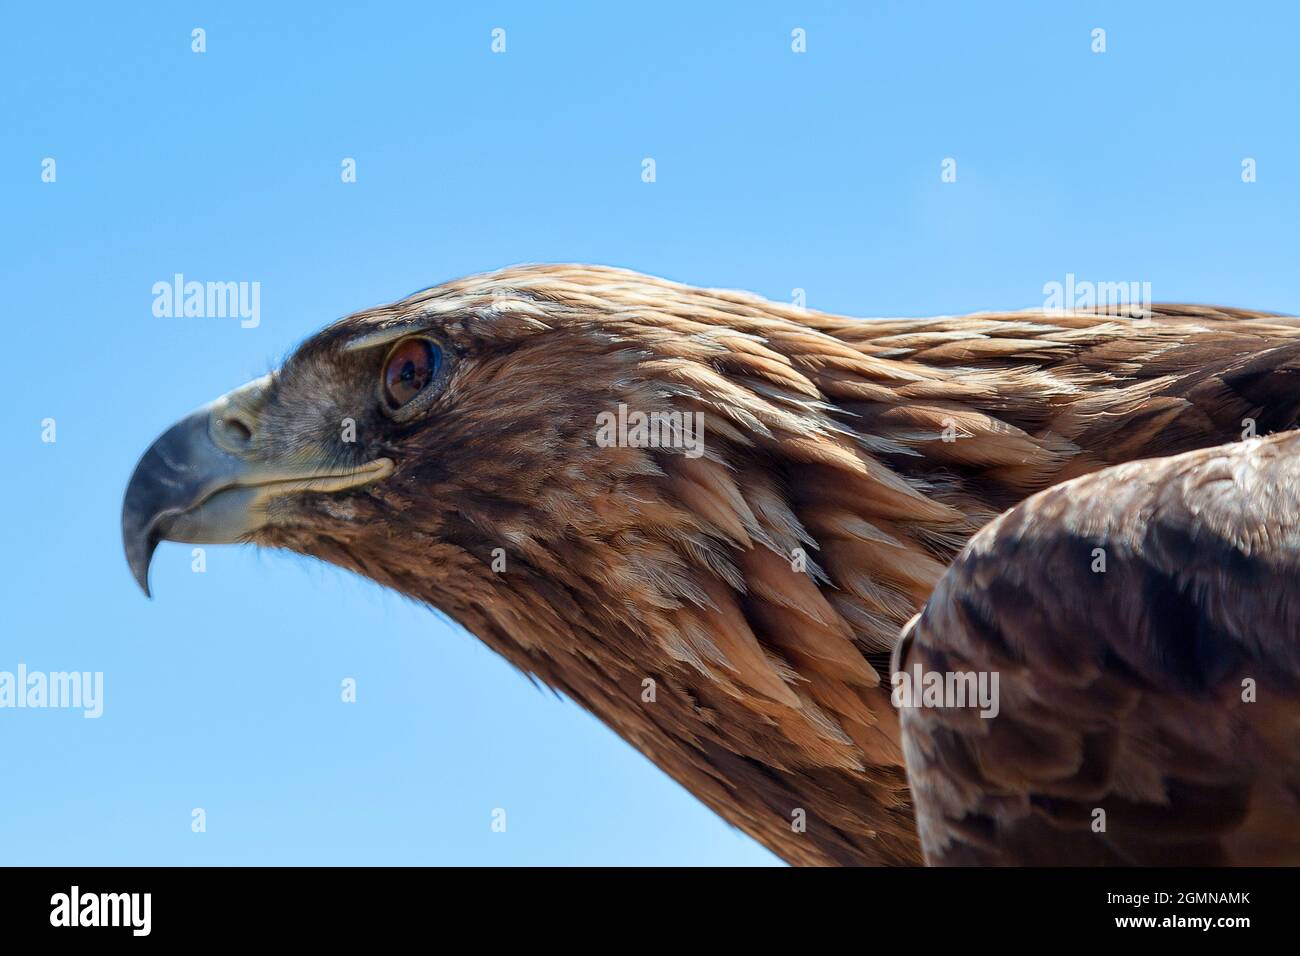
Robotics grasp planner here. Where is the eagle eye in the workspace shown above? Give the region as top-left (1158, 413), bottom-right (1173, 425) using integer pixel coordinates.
top-left (382, 338), bottom-right (442, 410)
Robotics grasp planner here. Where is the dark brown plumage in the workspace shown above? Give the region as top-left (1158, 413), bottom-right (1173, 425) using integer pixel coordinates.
top-left (122, 265), bottom-right (1300, 865)
top-left (898, 430), bottom-right (1300, 865)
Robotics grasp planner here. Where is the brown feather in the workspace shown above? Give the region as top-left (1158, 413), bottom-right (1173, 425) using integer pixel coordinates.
top-left (901, 430), bottom-right (1300, 865)
top-left (232, 264), bottom-right (1300, 865)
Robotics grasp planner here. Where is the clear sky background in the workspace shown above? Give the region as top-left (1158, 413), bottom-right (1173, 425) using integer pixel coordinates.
top-left (2, 2), bottom-right (1298, 865)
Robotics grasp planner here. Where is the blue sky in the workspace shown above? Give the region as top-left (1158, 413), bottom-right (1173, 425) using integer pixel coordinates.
top-left (2, 2), bottom-right (1297, 865)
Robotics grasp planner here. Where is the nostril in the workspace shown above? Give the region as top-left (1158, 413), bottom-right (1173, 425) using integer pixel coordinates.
top-left (218, 414), bottom-right (254, 446)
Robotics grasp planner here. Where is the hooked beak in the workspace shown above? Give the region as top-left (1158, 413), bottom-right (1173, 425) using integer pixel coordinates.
top-left (121, 376), bottom-right (393, 596)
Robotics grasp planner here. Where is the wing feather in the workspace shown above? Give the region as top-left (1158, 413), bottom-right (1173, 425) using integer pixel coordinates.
top-left (898, 430), bottom-right (1300, 865)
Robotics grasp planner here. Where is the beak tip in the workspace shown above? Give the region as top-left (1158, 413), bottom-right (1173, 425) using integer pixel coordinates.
top-left (134, 570), bottom-right (153, 599)
top-left (122, 484), bottom-right (160, 600)
top-left (123, 528), bottom-right (158, 599)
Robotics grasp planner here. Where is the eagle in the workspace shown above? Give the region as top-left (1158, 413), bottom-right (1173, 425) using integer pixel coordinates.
top-left (121, 264), bottom-right (1300, 866)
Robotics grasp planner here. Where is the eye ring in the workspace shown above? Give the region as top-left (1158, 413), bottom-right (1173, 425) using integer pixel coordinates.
top-left (378, 337), bottom-right (445, 419)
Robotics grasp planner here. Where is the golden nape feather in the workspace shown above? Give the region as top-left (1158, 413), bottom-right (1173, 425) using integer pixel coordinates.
top-left (123, 265), bottom-right (1300, 865)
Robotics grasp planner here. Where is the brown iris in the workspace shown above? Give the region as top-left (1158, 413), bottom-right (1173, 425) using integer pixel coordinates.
top-left (383, 338), bottom-right (439, 408)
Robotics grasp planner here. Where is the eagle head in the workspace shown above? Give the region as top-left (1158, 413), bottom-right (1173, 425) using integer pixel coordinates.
top-left (124, 266), bottom-right (706, 614)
